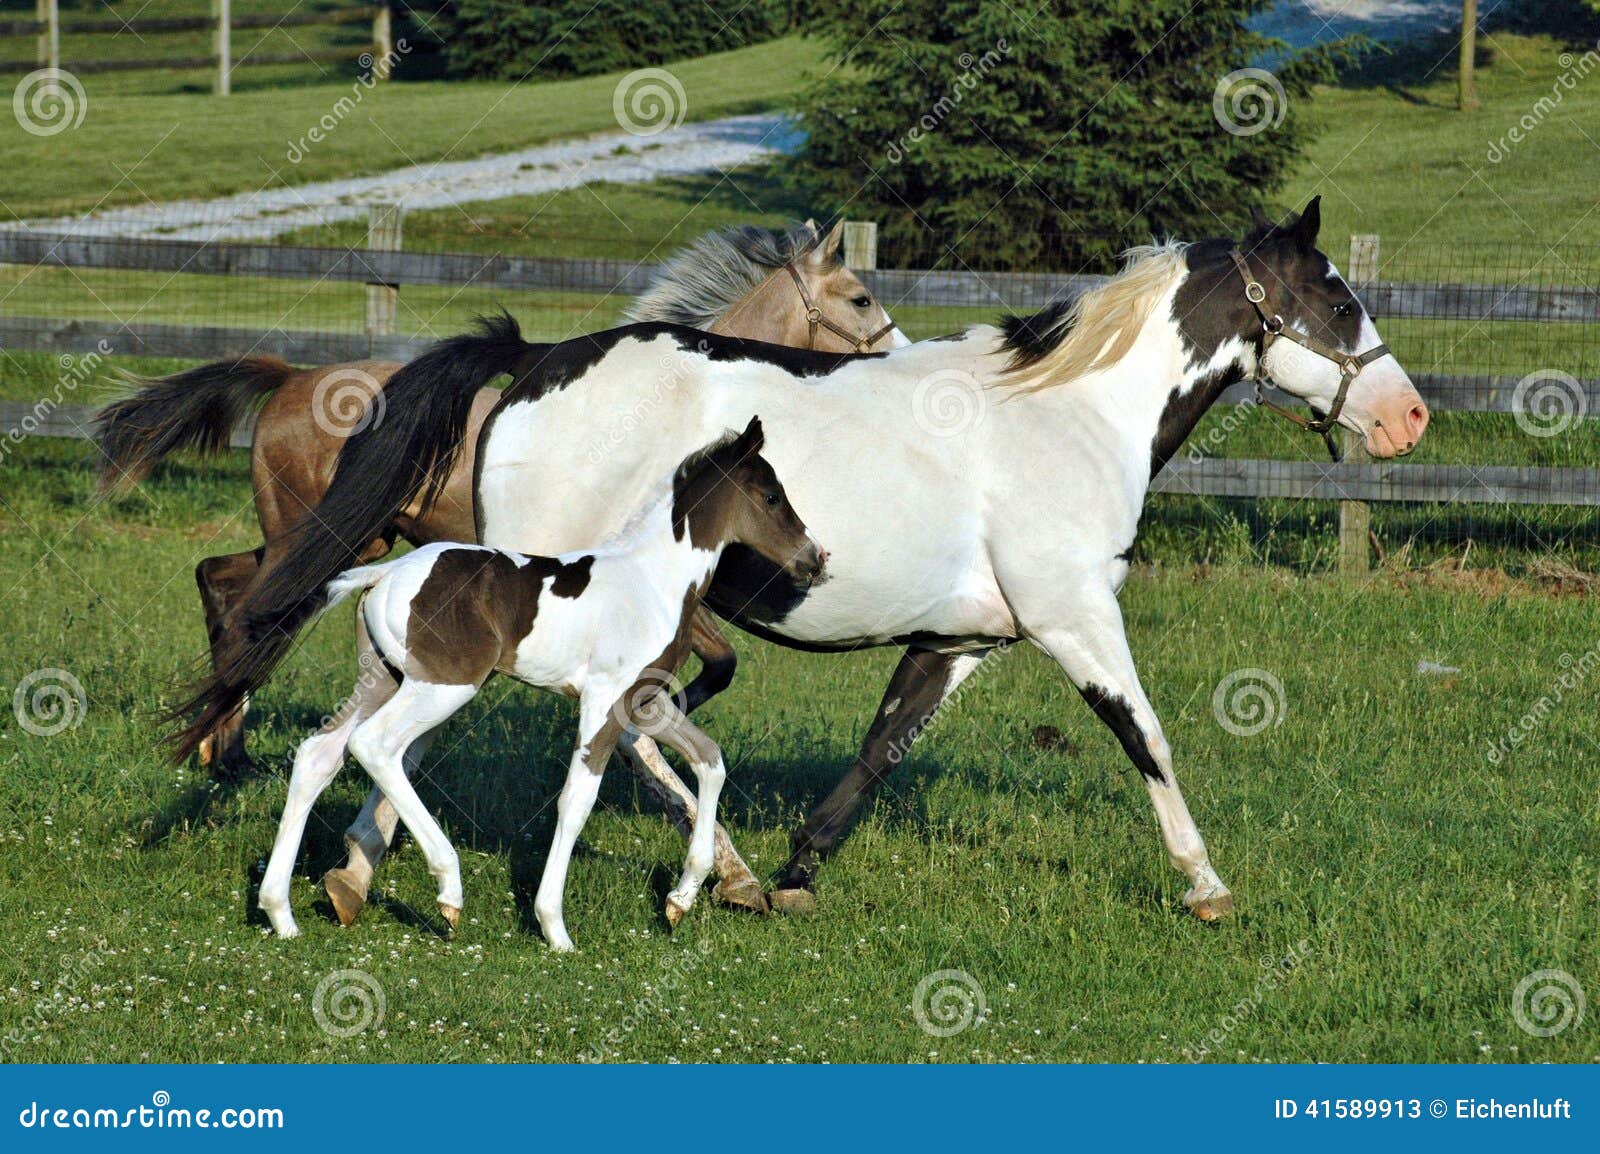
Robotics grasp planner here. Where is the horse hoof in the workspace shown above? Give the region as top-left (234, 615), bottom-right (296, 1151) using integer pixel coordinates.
top-left (1187, 890), bottom-right (1234, 922)
top-left (438, 903), bottom-right (461, 933)
top-left (196, 735), bottom-right (214, 767)
top-left (769, 888), bottom-right (816, 916)
top-left (664, 898), bottom-right (689, 929)
top-left (712, 875), bottom-right (770, 915)
top-left (322, 869), bottom-right (368, 927)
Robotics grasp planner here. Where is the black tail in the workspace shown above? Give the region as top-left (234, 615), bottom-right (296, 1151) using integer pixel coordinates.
top-left (93, 357), bottom-right (293, 491)
top-left (165, 313), bottom-right (531, 761)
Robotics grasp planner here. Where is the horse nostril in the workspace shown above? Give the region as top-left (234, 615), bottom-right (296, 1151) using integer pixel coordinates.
top-left (1407, 403), bottom-right (1430, 438)
top-left (816, 549), bottom-right (830, 568)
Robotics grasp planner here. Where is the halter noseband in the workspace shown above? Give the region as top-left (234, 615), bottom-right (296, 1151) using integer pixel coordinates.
top-left (1228, 250), bottom-right (1391, 457)
top-left (784, 262), bottom-right (896, 353)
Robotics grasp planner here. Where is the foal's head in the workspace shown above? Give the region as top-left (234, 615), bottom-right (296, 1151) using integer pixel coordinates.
top-left (673, 417), bottom-right (827, 583)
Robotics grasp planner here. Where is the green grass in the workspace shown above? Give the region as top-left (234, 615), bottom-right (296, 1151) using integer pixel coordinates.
top-left (1285, 33), bottom-right (1600, 249)
top-left (0, 34), bottom-right (825, 219)
top-left (0, 436), bottom-right (1596, 1063)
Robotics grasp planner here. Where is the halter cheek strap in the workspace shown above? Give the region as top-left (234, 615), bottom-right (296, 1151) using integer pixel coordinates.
top-left (784, 262), bottom-right (896, 353)
top-left (1229, 250), bottom-right (1391, 458)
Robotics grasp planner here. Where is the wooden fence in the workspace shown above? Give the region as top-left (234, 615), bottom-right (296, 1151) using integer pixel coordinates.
top-left (0, 1), bottom-right (392, 94)
top-left (1, 215), bottom-right (1596, 572)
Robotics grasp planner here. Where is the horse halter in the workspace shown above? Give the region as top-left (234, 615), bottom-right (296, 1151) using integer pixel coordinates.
top-left (784, 263), bottom-right (897, 353)
top-left (1229, 250), bottom-right (1391, 456)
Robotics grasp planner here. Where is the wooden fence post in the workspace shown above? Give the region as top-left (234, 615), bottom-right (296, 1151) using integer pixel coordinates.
top-left (212, 0), bottom-right (231, 95)
top-left (842, 221), bottom-right (878, 271)
top-left (372, 3), bottom-right (393, 70)
top-left (1339, 233), bottom-right (1381, 577)
top-left (36, 0), bottom-right (59, 72)
top-left (365, 202), bottom-right (403, 339)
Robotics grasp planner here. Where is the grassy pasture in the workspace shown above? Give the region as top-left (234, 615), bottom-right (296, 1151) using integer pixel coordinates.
top-left (0, 437), bottom-right (1596, 1063)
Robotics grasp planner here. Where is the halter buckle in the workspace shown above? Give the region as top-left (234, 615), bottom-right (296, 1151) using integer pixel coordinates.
top-left (1263, 314), bottom-right (1283, 334)
top-left (1244, 281), bottom-right (1267, 304)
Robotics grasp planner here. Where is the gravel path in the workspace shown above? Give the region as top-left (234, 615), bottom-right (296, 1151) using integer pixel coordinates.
top-left (13, 113), bottom-right (802, 242)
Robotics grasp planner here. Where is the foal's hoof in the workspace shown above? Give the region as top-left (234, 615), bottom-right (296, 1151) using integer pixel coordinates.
top-left (769, 888), bottom-right (817, 916)
top-left (664, 898), bottom-right (690, 929)
top-left (712, 875), bottom-right (770, 915)
top-left (322, 869), bottom-right (368, 927)
top-left (438, 903), bottom-right (462, 933)
top-left (1186, 889), bottom-right (1234, 922)
top-left (196, 735), bottom-right (214, 768)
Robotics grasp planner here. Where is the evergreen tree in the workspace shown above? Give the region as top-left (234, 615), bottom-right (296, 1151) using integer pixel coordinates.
top-left (792, 0), bottom-right (1355, 269)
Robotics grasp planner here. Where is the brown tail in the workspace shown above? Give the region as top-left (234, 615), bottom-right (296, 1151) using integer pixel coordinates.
top-left (93, 357), bottom-right (293, 491)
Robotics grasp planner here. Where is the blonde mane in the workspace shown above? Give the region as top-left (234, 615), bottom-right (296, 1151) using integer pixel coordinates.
top-left (1000, 242), bottom-right (1190, 394)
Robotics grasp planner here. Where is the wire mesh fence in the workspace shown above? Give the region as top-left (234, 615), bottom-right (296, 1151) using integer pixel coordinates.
top-left (1, 208), bottom-right (1595, 573)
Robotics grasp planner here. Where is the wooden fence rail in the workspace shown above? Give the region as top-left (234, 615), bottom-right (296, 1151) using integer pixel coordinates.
top-left (0, 2), bottom-right (392, 91)
top-left (2, 217), bottom-right (1596, 568)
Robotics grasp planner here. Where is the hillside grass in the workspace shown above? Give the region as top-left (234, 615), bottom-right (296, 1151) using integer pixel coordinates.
top-left (0, 34), bottom-right (826, 219)
top-left (0, 435), bottom-right (1595, 1063)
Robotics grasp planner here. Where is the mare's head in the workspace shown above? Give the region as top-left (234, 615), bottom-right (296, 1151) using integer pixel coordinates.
top-left (1185, 198), bottom-right (1430, 457)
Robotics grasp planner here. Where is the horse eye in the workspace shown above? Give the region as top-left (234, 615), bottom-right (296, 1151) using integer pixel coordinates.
top-left (852, 295), bottom-right (872, 309)
top-left (765, 492), bottom-right (781, 507)
top-left (1333, 301), bottom-right (1355, 318)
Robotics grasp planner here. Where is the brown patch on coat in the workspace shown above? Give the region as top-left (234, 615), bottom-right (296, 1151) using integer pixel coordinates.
top-left (402, 548), bottom-right (594, 684)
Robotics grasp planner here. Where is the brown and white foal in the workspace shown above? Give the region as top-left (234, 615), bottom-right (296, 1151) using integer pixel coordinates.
top-left (257, 417), bottom-right (824, 950)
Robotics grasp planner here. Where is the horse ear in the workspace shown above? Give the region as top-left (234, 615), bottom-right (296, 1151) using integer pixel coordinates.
top-left (738, 415), bottom-right (765, 454)
top-left (1293, 196), bottom-right (1322, 252)
top-left (1248, 205), bottom-right (1272, 231)
top-left (810, 220), bottom-right (845, 265)
top-left (804, 218), bottom-right (820, 238)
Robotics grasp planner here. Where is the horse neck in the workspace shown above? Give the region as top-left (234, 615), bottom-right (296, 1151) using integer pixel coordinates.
top-left (624, 484), bottom-right (733, 589)
top-left (1023, 273), bottom-right (1254, 482)
top-left (709, 270), bottom-right (802, 345)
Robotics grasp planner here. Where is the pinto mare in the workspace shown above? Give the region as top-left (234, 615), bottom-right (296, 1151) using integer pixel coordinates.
top-left (173, 200), bottom-right (1429, 921)
top-left (103, 221), bottom-right (897, 912)
top-left (258, 418), bottom-right (824, 948)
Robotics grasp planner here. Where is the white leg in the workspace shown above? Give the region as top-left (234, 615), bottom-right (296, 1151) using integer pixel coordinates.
top-left (1028, 594), bottom-right (1231, 919)
top-left (259, 718), bottom-right (361, 937)
top-left (327, 728), bottom-right (435, 925)
top-left (617, 735), bottom-right (764, 911)
top-left (642, 704), bottom-right (726, 926)
top-left (346, 681), bottom-right (478, 928)
top-left (534, 696), bottom-right (623, 952)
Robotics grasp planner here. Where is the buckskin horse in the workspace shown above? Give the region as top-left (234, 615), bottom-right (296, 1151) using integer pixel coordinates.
top-left (172, 200), bottom-right (1429, 922)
